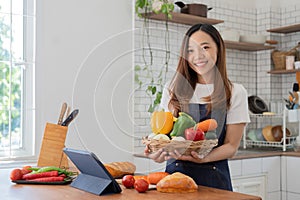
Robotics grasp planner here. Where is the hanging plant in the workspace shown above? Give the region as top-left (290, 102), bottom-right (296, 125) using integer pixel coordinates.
top-left (135, 0), bottom-right (174, 113)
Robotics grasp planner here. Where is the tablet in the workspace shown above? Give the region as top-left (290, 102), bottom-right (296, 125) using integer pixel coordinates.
top-left (63, 147), bottom-right (122, 195)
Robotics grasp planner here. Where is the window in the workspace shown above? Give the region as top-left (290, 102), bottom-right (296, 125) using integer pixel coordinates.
top-left (0, 0), bottom-right (35, 160)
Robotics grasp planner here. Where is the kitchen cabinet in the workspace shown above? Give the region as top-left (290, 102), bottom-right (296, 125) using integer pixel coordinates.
top-left (229, 156), bottom-right (282, 200)
top-left (232, 175), bottom-right (266, 199)
top-left (281, 156), bottom-right (300, 200)
top-left (229, 158), bottom-right (267, 199)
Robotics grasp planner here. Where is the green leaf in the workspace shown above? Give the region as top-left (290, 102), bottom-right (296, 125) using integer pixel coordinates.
top-left (154, 91), bottom-right (162, 104)
top-left (148, 104), bottom-right (154, 113)
top-left (151, 86), bottom-right (157, 95)
top-left (135, 65), bottom-right (141, 71)
top-left (161, 4), bottom-right (168, 14)
top-left (134, 74), bottom-right (140, 83)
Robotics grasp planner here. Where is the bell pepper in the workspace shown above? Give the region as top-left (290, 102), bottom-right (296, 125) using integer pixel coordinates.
top-left (170, 112), bottom-right (196, 137)
top-left (151, 110), bottom-right (174, 134)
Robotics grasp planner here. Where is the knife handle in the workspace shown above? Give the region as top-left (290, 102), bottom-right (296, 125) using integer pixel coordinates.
top-left (61, 109), bottom-right (79, 126)
top-left (58, 103), bottom-right (67, 125)
top-left (65, 106), bottom-right (71, 119)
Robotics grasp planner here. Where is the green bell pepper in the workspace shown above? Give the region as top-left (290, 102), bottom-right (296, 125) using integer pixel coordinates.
top-left (170, 112), bottom-right (196, 137)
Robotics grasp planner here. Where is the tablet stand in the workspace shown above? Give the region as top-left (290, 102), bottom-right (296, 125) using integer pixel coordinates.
top-left (63, 148), bottom-right (122, 196)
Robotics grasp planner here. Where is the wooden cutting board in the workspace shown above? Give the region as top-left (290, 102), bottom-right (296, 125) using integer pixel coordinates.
top-left (37, 123), bottom-right (69, 168)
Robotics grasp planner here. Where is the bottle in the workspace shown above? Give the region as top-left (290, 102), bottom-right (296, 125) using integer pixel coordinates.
top-left (296, 71), bottom-right (300, 87)
top-left (293, 83), bottom-right (299, 92)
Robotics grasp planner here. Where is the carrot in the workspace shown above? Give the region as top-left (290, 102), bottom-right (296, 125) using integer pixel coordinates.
top-left (22, 170), bottom-right (59, 180)
top-left (147, 172), bottom-right (169, 185)
top-left (134, 175), bottom-right (149, 183)
top-left (28, 176), bottom-right (64, 182)
top-left (196, 119), bottom-right (218, 132)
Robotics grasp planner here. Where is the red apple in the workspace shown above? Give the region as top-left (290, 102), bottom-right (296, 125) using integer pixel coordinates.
top-left (134, 179), bottom-right (149, 193)
top-left (122, 175), bottom-right (135, 188)
top-left (184, 127), bottom-right (205, 141)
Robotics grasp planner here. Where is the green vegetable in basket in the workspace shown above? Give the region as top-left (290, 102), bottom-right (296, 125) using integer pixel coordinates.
top-left (205, 130), bottom-right (218, 140)
top-left (170, 112), bottom-right (196, 137)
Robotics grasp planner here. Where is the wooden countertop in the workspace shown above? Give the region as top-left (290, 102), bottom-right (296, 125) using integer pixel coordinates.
top-left (232, 147), bottom-right (300, 160)
top-left (1, 169), bottom-right (261, 200)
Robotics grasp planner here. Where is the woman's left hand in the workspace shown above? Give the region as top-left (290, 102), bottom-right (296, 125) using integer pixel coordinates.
top-left (166, 150), bottom-right (205, 163)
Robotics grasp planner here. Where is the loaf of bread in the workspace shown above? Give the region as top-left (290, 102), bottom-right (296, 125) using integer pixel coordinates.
top-left (156, 172), bottom-right (198, 193)
top-left (104, 161), bottom-right (136, 178)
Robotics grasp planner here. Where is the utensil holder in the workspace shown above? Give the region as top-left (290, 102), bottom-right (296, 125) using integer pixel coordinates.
top-left (287, 109), bottom-right (300, 122)
top-left (37, 123), bottom-right (69, 168)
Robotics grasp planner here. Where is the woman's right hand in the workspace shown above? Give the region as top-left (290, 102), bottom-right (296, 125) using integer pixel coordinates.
top-left (144, 147), bottom-right (168, 163)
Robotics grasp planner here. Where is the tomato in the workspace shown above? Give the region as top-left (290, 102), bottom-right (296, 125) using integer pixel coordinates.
top-left (184, 127), bottom-right (205, 141)
top-left (122, 175), bottom-right (135, 188)
top-left (10, 168), bottom-right (23, 181)
top-left (134, 179), bottom-right (149, 193)
top-left (21, 166), bottom-right (32, 175)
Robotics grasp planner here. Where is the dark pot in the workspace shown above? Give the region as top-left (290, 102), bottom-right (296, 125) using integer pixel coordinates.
top-left (175, 1), bottom-right (212, 17)
top-left (248, 95), bottom-right (269, 114)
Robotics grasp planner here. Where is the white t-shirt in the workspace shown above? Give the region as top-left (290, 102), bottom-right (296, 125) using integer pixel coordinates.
top-left (159, 83), bottom-right (251, 124)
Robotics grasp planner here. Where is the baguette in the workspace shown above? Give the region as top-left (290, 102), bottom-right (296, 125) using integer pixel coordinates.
top-left (104, 161), bottom-right (136, 178)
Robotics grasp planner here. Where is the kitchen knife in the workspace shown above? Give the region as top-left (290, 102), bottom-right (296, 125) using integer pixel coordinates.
top-left (65, 106), bottom-right (71, 121)
top-left (57, 102), bottom-right (67, 125)
top-left (61, 109), bottom-right (79, 126)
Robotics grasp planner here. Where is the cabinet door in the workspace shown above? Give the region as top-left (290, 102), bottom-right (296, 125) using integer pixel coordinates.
top-left (232, 175), bottom-right (266, 199)
top-left (285, 156), bottom-right (300, 195)
top-left (263, 157), bottom-right (281, 192)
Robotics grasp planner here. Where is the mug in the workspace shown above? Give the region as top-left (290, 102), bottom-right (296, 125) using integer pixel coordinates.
top-left (294, 61), bottom-right (300, 69)
top-left (286, 55), bottom-right (295, 70)
top-left (288, 109), bottom-right (299, 122)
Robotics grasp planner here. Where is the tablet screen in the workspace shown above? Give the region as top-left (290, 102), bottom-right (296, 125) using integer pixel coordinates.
top-left (63, 148), bottom-right (114, 180)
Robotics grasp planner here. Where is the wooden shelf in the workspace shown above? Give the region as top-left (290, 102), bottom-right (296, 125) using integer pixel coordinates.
top-left (143, 12), bottom-right (224, 25)
top-left (224, 41), bottom-right (276, 51)
top-left (267, 23), bottom-right (300, 34)
top-left (267, 69), bottom-right (300, 74)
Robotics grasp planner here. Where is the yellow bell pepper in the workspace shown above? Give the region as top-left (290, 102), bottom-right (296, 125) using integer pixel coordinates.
top-left (150, 111), bottom-right (174, 134)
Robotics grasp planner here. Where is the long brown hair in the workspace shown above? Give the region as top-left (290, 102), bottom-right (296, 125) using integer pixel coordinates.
top-left (168, 24), bottom-right (232, 117)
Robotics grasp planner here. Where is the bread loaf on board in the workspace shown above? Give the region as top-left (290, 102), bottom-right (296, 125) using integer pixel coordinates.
top-left (104, 162), bottom-right (136, 178)
top-left (156, 172), bottom-right (198, 193)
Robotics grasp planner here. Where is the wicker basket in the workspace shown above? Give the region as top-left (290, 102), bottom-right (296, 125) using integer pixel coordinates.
top-left (142, 137), bottom-right (218, 157)
top-left (271, 43), bottom-right (300, 70)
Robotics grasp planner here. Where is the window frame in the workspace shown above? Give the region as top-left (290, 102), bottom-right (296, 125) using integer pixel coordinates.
top-left (0, 0), bottom-right (35, 160)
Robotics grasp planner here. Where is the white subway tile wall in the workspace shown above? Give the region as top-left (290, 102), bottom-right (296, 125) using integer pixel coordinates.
top-left (134, 0), bottom-right (300, 152)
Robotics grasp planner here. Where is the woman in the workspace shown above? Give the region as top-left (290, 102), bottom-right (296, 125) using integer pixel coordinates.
top-left (145, 24), bottom-right (250, 191)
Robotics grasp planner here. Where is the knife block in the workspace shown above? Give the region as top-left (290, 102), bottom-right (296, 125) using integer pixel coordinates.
top-left (37, 123), bottom-right (69, 168)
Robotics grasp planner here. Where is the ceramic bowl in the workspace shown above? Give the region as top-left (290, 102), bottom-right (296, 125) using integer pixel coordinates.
top-left (271, 125), bottom-right (291, 142)
top-left (247, 129), bottom-right (257, 141)
top-left (255, 128), bottom-right (265, 141)
top-left (240, 34), bottom-right (267, 44)
top-left (262, 125), bottom-right (275, 142)
top-left (221, 29), bottom-right (240, 42)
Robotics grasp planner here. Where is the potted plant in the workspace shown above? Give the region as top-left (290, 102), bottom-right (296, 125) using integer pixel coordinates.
top-left (135, 0), bottom-right (174, 113)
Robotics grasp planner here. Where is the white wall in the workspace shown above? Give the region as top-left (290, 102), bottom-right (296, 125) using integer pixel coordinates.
top-left (35, 0), bottom-right (134, 163)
